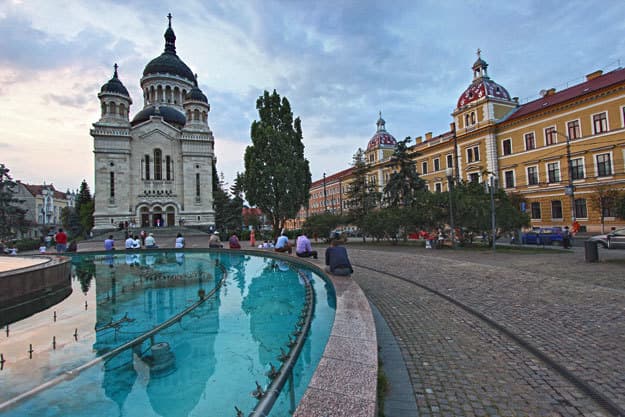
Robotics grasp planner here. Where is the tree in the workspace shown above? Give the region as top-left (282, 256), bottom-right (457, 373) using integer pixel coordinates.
top-left (589, 186), bottom-right (622, 233)
top-left (303, 212), bottom-right (346, 240)
top-left (75, 180), bottom-right (94, 236)
top-left (243, 90), bottom-right (311, 235)
top-left (383, 137), bottom-right (425, 207)
top-left (344, 148), bottom-right (380, 240)
top-left (0, 164), bottom-right (27, 240)
top-left (212, 164), bottom-right (232, 234)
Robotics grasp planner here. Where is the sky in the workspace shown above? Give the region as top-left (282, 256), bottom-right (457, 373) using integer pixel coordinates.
top-left (1, 0), bottom-right (625, 193)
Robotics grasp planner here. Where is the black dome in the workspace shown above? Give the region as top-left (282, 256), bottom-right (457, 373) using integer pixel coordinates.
top-left (131, 105), bottom-right (186, 128)
top-left (143, 15), bottom-right (194, 82)
top-left (143, 53), bottom-right (195, 82)
top-left (186, 85), bottom-right (208, 103)
top-left (100, 64), bottom-right (129, 97)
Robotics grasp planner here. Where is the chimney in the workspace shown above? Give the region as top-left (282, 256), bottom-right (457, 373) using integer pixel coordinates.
top-left (546, 88), bottom-right (556, 96)
top-left (415, 136), bottom-right (422, 143)
top-left (449, 122), bottom-right (456, 133)
top-left (586, 70), bottom-right (603, 81)
top-left (513, 97), bottom-right (519, 104)
top-left (425, 132), bottom-right (432, 141)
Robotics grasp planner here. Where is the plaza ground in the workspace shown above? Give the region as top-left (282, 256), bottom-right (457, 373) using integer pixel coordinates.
top-left (51, 236), bottom-right (625, 416)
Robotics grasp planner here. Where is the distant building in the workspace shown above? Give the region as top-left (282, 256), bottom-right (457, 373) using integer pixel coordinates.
top-left (13, 182), bottom-right (76, 238)
top-left (91, 14), bottom-right (215, 232)
top-left (289, 51), bottom-right (625, 232)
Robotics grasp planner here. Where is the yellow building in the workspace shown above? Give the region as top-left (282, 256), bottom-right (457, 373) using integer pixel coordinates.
top-left (290, 52), bottom-right (625, 233)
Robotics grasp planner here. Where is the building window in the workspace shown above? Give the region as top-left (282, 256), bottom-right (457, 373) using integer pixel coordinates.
top-left (154, 149), bottom-right (162, 180)
top-left (551, 200), bottom-right (563, 219)
top-left (596, 153), bottom-right (612, 177)
top-left (166, 156), bottom-right (172, 180)
top-left (502, 139), bottom-right (512, 155)
top-left (110, 172), bottom-right (115, 198)
top-left (531, 202), bottom-right (541, 219)
top-left (603, 205), bottom-right (616, 218)
top-left (547, 162), bottom-right (560, 183)
top-left (446, 154), bottom-right (453, 168)
top-left (574, 198), bottom-right (587, 218)
top-left (434, 158), bottom-right (440, 172)
top-left (435, 183), bottom-right (442, 193)
top-left (467, 146), bottom-right (480, 163)
top-left (571, 158), bottom-right (585, 180)
top-left (421, 161), bottom-right (428, 174)
top-left (145, 155), bottom-right (150, 180)
top-left (567, 120), bottom-right (581, 140)
top-left (593, 112), bottom-right (608, 134)
top-left (527, 166), bottom-right (539, 185)
top-left (545, 127), bottom-right (557, 145)
top-left (524, 132), bottom-right (536, 150)
top-left (195, 173), bottom-right (200, 197)
top-left (469, 172), bottom-right (480, 183)
top-left (504, 170), bottom-right (515, 188)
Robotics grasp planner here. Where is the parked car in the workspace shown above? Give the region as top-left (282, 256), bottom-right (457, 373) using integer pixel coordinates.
top-left (588, 228), bottom-right (625, 249)
top-left (521, 227), bottom-right (564, 245)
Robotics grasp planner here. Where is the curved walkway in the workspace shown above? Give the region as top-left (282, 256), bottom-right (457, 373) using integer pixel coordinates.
top-left (350, 245), bottom-right (624, 417)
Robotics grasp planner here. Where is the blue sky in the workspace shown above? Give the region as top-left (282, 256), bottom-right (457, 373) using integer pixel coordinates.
top-left (1, 0), bottom-right (625, 192)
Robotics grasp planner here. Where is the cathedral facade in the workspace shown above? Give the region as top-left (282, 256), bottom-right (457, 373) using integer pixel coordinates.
top-left (91, 15), bottom-right (215, 232)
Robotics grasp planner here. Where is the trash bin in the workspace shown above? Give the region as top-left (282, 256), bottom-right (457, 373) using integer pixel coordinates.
top-left (584, 240), bottom-right (599, 263)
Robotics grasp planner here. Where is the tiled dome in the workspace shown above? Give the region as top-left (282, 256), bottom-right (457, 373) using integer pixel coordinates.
top-left (367, 114), bottom-right (397, 150)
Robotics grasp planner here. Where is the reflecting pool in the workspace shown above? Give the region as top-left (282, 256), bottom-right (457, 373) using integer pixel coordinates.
top-left (0, 251), bottom-right (335, 416)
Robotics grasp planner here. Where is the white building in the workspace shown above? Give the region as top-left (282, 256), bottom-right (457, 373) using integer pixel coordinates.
top-left (91, 14), bottom-right (215, 232)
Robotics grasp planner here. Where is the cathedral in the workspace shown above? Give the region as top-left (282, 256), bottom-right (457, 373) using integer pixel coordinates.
top-left (91, 14), bottom-right (215, 232)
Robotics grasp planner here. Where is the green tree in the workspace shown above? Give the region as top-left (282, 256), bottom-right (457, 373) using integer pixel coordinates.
top-left (361, 208), bottom-right (404, 243)
top-left (303, 212), bottom-right (346, 240)
top-left (243, 90), bottom-right (311, 235)
top-left (61, 206), bottom-right (81, 238)
top-left (345, 148), bottom-right (380, 240)
top-left (383, 137), bottom-right (425, 207)
top-left (0, 164), bottom-right (27, 240)
top-left (75, 180), bottom-right (93, 236)
top-left (212, 165), bottom-right (232, 234)
top-left (589, 186), bottom-right (621, 233)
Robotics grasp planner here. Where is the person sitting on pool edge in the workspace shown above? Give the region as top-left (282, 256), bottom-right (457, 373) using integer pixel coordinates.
top-left (275, 230), bottom-right (292, 254)
top-left (325, 234), bottom-right (353, 276)
top-left (295, 231), bottom-right (317, 259)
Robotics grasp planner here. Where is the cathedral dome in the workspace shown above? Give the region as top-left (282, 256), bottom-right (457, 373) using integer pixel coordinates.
top-left (367, 114), bottom-right (397, 150)
top-left (131, 105), bottom-right (186, 128)
top-left (457, 50), bottom-right (511, 109)
top-left (143, 14), bottom-right (195, 83)
top-left (185, 78), bottom-right (208, 103)
top-left (100, 64), bottom-right (129, 97)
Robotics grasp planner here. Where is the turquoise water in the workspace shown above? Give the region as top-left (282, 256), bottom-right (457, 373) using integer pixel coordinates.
top-left (0, 251), bottom-right (335, 416)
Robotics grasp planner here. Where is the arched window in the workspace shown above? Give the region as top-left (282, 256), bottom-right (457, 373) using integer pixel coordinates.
top-left (157, 85), bottom-right (163, 102)
top-left (165, 85), bottom-right (172, 103)
top-left (119, 103), bottom-right (126, 116)
top-left (145, 154), bottom-right (150, 180)
top-left (193, 109), bottom-right (200, 121)
top-left (110, 172), bottom-right (115, 198)
top-left (166, 155), bottom-right (172, 180)
top-left (202, 111), bottom-right (207, 122)
top-left (182, 89), bottom-right (187, 100)
top-left (109, 102), bottom-right (117, 115)
top-left (150, 86), bottom-right (156, 103)
top-left (174, 87), bottom-right (180, 104)
top-left (186, 110), bottom-right (192, 120)
top-left (154, 149), bottom-right (162, 180)
top-left (101, 102), bottom-right (107, 115)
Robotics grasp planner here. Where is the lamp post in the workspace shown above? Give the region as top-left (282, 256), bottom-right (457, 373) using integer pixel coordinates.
top-left (554, 130), bottom-right (576, 225)
top-left (323, 172), bottom-right (328, 212)
top-left (489, 174), bottom-right (497, 255)
top-left (445, 167), bottom-right (455, 248)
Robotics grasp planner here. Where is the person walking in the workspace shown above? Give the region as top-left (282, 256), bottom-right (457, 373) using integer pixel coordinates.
top-left (562, 226), bottom-right (571, 249)
top-left (54, 228), bottom-right (68, 253)
top-left (296, 232), bottom-right (318, 259)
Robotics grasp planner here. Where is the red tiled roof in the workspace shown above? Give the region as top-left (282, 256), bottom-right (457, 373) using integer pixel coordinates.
top-left (22, 184), bottom-right (67, 199)
top-left (505, 67), bottom-right (625, 122)
top-left (311, 167), bottom-right (354, 187)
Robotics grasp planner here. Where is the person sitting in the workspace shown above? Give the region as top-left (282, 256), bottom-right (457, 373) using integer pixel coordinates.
top-left (132, 235), bottom-right (141, 249)
top-left (125, 235), bottom-right (135, 249)
top-left (39, 244), bottom-right (47, 254)
top-left (275, 231), bottom-right (292, 254)
top-left (175, 233), bottom-right (185, 249)
top-left (67, 240), bottom-right (78, 252)
top-left (104, 235), bottom-right (115, 251)
top-left (325, 237), bottom-right (353, 276)
top-left (296, 232), bottom-right (318, 259)
top-left (144, 233), bottom-right (158, 248)
top-left (209, 232), bottom-right (223, 248)
top-left (229, 233), bottom-right (241, 249)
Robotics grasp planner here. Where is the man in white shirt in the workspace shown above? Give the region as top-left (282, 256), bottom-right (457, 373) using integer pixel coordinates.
top-left (125, 235), bottom-right (135, 249)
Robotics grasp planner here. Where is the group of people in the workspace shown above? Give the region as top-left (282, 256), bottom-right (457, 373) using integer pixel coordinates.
top-left (105, 232), bottom-right (184, 250)
top-left (36, 228), bottom-right (77, 254)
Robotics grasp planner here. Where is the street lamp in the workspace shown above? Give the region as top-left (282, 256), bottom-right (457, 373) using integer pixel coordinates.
top-left (445, 167), bottom-right (455, 248)
top-left (554, 130), bottom-right (576, 225)
top-left (489, 174), bottom-right (497, 255)
top-left (323, 172), bottom-right (328, 212)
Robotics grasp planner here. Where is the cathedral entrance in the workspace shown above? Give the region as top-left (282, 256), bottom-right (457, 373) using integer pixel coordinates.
top-left (140, 207), bottom-right (150, 227)
top-left (166, 206), bottom-right (175, 227)
top-left (153, 206), bottom-right (163, 227)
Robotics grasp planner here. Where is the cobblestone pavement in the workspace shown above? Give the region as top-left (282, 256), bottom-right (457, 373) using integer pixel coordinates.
top-left (348, 246), bottom-right (625, 417)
